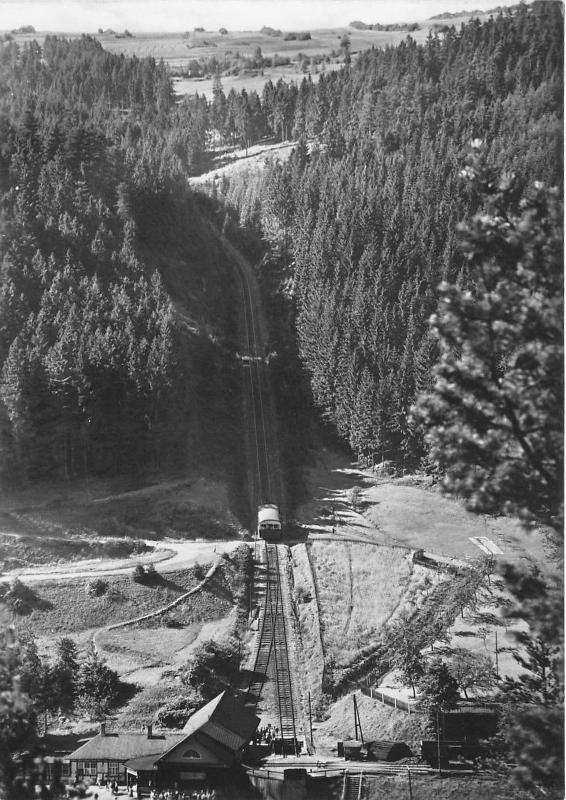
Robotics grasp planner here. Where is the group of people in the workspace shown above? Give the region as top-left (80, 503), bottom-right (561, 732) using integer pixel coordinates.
top-left (148, 789), bottom-right (216, 800)
top-left (252, 723), bottom-right (280, 745)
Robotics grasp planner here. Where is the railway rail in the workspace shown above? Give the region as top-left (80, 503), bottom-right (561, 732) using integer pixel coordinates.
top-left (221, 231), bottom-right (299, 753)
top-left (225, 232), bottom-right (284, 516)
top-left (247, 542), bottom-right (299, 755)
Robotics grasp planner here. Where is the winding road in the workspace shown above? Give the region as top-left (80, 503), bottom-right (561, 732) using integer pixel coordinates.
top-left (2, 538), bottom-right (242, 583)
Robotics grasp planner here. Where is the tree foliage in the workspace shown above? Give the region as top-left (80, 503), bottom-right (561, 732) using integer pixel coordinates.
top-left (0, 35), bottom-right (240, 484)
top-left (449, 649), bottom-right (496, 700)
top-left (418, 658), bottom-right (460, 713)
top-left (182, 639), bottom-right (240, 701)
top-left (213, 3), bottom-right (563, 468)
top-left (415, 149), bottom-right (563, 532)
top-left (76, 643), bottom-right (120, 718)
top-left (0, 628), bottom-right (38, 800)
top-left (491, 566), bottom-right (564, 792)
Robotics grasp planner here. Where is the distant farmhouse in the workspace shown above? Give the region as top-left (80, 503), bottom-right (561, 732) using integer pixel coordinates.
top-left (66, 692), bottom-right (259, 792)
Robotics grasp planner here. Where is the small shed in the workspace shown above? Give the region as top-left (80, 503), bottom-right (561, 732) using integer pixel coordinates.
top-left (365, 740), bottom-right (412, 762)
top-left (343, 740), bottom-right (363, 760)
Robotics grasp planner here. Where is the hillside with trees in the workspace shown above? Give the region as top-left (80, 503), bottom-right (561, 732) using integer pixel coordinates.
top-left (212, 3), bottom-right (562, 485)
top-left (0, 35), bottom-right (241, 484)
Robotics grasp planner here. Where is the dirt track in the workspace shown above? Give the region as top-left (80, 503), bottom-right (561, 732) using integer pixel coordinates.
top-left (4, 539), bottom-right (241, 583)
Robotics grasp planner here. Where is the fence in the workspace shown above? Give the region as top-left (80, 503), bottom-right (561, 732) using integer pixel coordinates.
top-left (358, 685), bottom-right (421, 714)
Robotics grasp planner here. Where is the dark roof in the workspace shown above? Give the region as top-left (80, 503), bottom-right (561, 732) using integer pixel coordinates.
top-left (366, 740), bottom-right (412, 762)
top-left (68, 693), bottom-right (258, 768)
top-left (124, 756), bottom-right (160, 771)
top-left (68, 732), bottom-right (185, 762)
top-left (182, 691), bottom-right (259, 745)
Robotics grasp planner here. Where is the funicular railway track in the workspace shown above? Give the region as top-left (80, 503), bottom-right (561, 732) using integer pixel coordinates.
top-left (247, 542), bottom-right (299, 755)
top-left (225, 232), bottom-right (284, 517)
top-left (221, 233), bottom-right (299, 754)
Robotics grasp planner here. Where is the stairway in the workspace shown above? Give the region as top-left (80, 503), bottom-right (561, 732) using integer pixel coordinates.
top-left (343, 771), bottom-right (364, 800)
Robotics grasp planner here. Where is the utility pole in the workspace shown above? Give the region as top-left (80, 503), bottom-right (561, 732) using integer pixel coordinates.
top-left (308, 692), bottom-right (314, 748)
top-left (436, 710), bottom-right (442, 776)
top-left (353, 695), bottom-right (364, 744)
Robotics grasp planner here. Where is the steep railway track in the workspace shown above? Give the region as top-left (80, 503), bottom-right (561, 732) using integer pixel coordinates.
top-left (221, 233), bottom-right (285, 519)
top-left (247, 542), bottom-right (299, 755)
top-left (218, 231), bottom-right (300, 753)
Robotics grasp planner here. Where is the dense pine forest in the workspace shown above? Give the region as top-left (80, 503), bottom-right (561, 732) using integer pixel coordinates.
top-left (0, 3), bottom-right (562, 493)
top-left (0, 36), bottom-right (241, 482)
top-left (215, 2), bottom-right (563, 470)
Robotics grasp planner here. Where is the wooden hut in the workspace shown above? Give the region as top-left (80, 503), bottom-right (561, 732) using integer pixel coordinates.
top-left (365, 740), bottom-right (412, 762)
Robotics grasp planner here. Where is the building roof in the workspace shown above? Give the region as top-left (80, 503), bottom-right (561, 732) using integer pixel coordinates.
top-left (181, 691), bottom-right (259, 753)
top-left (67, 693), bottom-right (258, 768)
top-left (68, 732), bottom-right (186, 762)
top-left (124, 756), bottom-right (160, 772)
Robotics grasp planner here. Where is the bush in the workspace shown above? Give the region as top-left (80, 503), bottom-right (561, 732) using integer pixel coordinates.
top-left (154, 692), bottom-right (199, 728)
top-left (295, 582), bottom-right (312, 604)
top-left (182, 639), bottom-right (240, 700)
top-left (192, 562), bottom-right (205, 581)
top-left (86, 578), bottom-right (109, 597)
top-left (347, 485), bottom-right (362, 511)
top-left (0, 578), bottom-right (39, 614)
top-left (132, 564), bottom-right (146, 583)
top-left (144, 563), bottom-right (162, 584)
top-left (283, 31), bottom-right (311, 41)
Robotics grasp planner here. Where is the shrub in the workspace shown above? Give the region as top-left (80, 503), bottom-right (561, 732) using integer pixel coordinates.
top-left (1, 578), bottom-right (39, 614)
top-left (192, 562), bottom-right (205, 581)
top-left (295, 582), bottom-right (312, 604)
top-left (144, 563), bottom-right (161, 584)
top-left (132, 564), bottom-right (146, 583)
top-left (154, 692), bottom-right (199, 728)
top-left (284, 31), bottom-right (311, 41)
top-left (347, 485), bottom-right (362, 510)
top-left (86, 578), bottom-right (109, 597)
top-left (182, 639), bottom-right (240, 700)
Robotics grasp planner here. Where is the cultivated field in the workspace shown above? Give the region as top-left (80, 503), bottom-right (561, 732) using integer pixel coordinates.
top-left (6, 15), bottom-right (489, 101)
top-left (95, 27), bottom-right (432, 67)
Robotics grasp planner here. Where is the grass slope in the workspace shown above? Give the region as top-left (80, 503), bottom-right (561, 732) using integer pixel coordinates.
top-left (308, 541), bottom-right (413, 663)
top-left (315, 689), bottom-right (427, 751)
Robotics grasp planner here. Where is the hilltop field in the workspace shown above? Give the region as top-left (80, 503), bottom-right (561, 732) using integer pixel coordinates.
top-left (7, 12), bottom-right (490, 100)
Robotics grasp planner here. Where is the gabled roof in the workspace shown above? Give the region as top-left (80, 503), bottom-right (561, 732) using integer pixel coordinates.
top-left (67, 732), bottom-right (185, 762)
top-left (182, 691), bottom-right (259, 744)
top-left (66, 692), bottom-right (258, 767)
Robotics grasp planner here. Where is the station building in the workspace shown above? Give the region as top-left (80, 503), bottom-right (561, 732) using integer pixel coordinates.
top-left (66, 691), bottom-right (259, 792)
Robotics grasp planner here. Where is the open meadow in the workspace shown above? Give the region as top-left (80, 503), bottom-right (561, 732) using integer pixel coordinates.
top-left (306, 541), bottom-right (413, 663)
top-left (92, 26), bottom-right (433, 67)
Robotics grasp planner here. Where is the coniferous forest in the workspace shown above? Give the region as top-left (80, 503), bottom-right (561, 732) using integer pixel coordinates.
top-left (216, 2), bottom-right (563, 471)
top-left (0, 5), bottom-right (563, 799)
top-left (0, 3), bottom-right (562, 497)
top-left (0, 36), bottom-right (239, 482)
